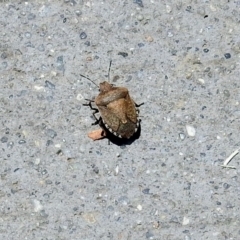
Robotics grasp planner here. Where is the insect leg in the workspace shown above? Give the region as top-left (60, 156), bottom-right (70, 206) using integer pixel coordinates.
top-left (135, 102), bottom-right (144, 115)
top-left (83, 100), bottom-right (100, 125)
top-left (84, 98), bottom-right (95, 103)
top-left (135, 102), bottom-right (144, 108)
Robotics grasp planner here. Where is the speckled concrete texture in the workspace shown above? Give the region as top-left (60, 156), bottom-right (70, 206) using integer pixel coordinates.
top-left (1, 0), bottom-right (240, 239)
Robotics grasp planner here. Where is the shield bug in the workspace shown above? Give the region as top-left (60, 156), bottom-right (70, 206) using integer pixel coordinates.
top-left (81, 61), bottom-right (143, 142)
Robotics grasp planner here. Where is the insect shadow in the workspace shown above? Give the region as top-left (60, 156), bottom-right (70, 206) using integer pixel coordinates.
top-left (81, 60), bottom-right (144, 146)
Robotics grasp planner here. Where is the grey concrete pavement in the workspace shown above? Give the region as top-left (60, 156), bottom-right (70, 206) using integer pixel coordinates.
top-left (0, 1), bottom-right (240, 239)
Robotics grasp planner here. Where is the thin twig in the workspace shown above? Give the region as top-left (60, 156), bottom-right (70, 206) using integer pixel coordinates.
top-left (221, 148), bottom-right (239, 169)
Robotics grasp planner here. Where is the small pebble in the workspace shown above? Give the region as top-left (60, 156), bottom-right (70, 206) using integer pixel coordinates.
top-left (18, 139), bottom-right (26, 144)
top-left (186, 6), bottom-right (192, 12)
top-left (224, 53), bottom-right (231, 59)
top-left (1, 52), bottom-right (7, 59)
top-left (75, 10), bottom-right (82, 16)
top-left (57, 55), bottom-right (63, 64)
top-left (204, 67), bottom-right (211, 72)
top-left (142, 188), bottom-right (150, 194)
top-left (171, 49), bottom-right (177, 55)
top-left (25, 41), bottom-right (34, 48)
top-left (186, 125), bottom-right (196, 137)
top-left (86, 56), bottom-right (92, 61)
top-left (42, 194), bottom-right (49, 200)
top-left (223, 89), bottom-right (230, 98)
top-left (198, 78), bottom-right (205, 85)
top-left (134, 0), bottom-right (143, 7)
top-left (168, 31), bottom-right (174, 37)
top-left (82, 213), bottom-right (97, 223)
top-left (223, 183), bottom-right (230, 189)
top-left (79, 145), bottom-right (85, 153)
top-left (145, 35), bottom-right (154, 42)
top-left (41, 169), bottom-right (48, 175)
top-left (179, 133), bottom-right (185, 140)
top-left (45, 180), bottom-right (52, 185)
top-left (40, 210), bottom-right (48, 218)
top-left (166, 4), bottom-right (172, 13)
top-left (48, 49), bottom-right (55, 56)
top-left (56, 149), bottom-right (63, 155)
top-left (118, 52), bottom-right (128, 57)
top-left (182, 216), bottom-right (190, 225)
top-left (76, 93), bottom-right (83, 101)
top-left (170, 216), bottom-right (180, 223)
top-left (56, 56), bottom-right (64, 71)
top-left (138, 43), bottom-right (144, 47)
top-left (226, 202), bottom-right (234, 208)
top-left (73, 206), bottom-right (79, 211)
top-left (38, 44), bottom-right (45, 52)
top-left (51, 71), bottom-right (57, 76)
top-left (146, 230), bottom-right (154, 239)
top-left (137, 14), bottom-right (144, 21)
top-left (114, 165), bottom-right (119, 176)
top-left (186, 72), bottom-right (192, 79)
top-left (118, 196), bottom-right (130, 205)
top-left (153, 221), bottom-right (160, 229)
top-left (70, 162), bottom-right (81, 170)
top-left (46, 129), bottom-right (57, 138)
top-left (84, 41), bottom-right (90, 46)
top-left (197, 7), bottom-right (205, 16)
top-left (88, 179), bottom-right (94, 184)
top-left (80, 32), bottom-right (87, 39)
top-left (137, 204), bottom-right (142, 211)
top-left (46, 140), bottom-right (53, 146)
top-left (41, 64), bottom-right (47, 71)
top-left (28, 13), bottom-right (36, 20)
top-left (1, 136), bottom-right (8, 143)
top-left (107, 205), bottom-right (114, 212)
top-left (92, 166), bottom-right (99, 174)
top-left (25, 32), bottom-right (32, 39)
top-left (55, 143), bottom-right (61, 148)
top-left (2, 62), bottom-right (8, 69)
top-left (35, 158), bottom-right (41, 165)
top-left (33, 199), bottom-right (43, 212)
top-left (7, 141), bottom-right (14, 149)
top-left (46, 96), bottom-right (53, 102)
top-left (45, 80), bottom-right (55, 89)
top-left (230, 64), bottom-right (236, 70)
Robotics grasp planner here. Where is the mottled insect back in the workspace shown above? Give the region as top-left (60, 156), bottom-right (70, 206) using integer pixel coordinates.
top-left (82, 61), bottom-right (143, 143)
top-left (95, 81), bottom-right (140, 139)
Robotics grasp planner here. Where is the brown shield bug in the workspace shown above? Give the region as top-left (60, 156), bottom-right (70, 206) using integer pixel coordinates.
top-left (81, 61), bottom-right (143, 142)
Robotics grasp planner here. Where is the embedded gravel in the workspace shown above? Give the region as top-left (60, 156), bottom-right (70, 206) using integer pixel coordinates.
top-left (1, 1), bottom-right (240, 240)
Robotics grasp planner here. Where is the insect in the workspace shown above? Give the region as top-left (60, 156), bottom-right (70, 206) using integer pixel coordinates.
top-left (81, 61), bottom-right (143, 142)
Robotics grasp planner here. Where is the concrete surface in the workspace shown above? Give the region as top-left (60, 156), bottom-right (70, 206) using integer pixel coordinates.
top-left (1, 0), bottom-right (240, 239)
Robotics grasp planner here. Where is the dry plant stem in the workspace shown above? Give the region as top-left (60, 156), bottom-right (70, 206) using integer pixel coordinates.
top-left (221, 148), bottom-right (239, 169)
top-left (88, 129), bottom-right (106, 141)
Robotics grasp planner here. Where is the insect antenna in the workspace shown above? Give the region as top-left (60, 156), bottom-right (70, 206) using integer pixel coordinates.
top-left (107, 60), bottom-right (112, 82)
top-left (80, 74), bottom-right (99, 89)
